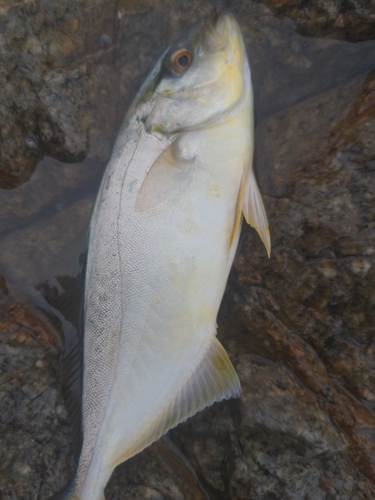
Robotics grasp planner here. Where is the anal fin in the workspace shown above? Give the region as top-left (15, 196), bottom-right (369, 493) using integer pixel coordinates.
top-left (166, 337), bottom-right (241, 427)
top-left (118, 338), bottom-right (240, 464)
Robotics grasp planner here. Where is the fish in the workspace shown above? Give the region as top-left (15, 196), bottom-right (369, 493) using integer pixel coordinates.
top-left (59, 11), bottom-right (270, 500)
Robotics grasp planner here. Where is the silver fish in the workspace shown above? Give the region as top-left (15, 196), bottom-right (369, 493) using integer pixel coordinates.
top-left (64, 11), bottom-right (270, 500)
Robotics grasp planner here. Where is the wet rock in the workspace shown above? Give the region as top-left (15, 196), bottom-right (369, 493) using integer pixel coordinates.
top-left (39, 66), bottom-right (90, 162)
top-left (106, 439), bottom-right (209, 500)
top-left (254, 0), bottom-right (375, 42)
top-left (0, 0), bottom-right (118, 188)
top-left (2, 0), bottom-right (375, 187)
top-left (237, 356), bottom-right (345, 455)
top-left (38, 52), bottom-right (119, 163)
top-left (0, 300), bottom-right (73, 500)
top-left (228, 69), bottom-right (375, 489)
top-left (256, 72), bottom-right (368, 197)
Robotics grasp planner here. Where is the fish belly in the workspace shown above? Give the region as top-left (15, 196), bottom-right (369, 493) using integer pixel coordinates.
top-left (77, 117), bottom-right (247, 499)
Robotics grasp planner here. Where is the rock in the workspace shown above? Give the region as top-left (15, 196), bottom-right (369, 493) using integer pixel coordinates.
top-left (0, 0), bottom-right (118, 188)
top-left (2, 0), bottom-right (375, 187)
top-left (0, 299), bottom-right (73, 500)
top-left (228, 69), bottom-right (375, 491)
top-left (237, 355), bottom-right (345, 455)
top-left (39, 66), bottom-right (91, 162)
top-left (256, 72), bottom-right (368, 197)
top-left (253, 0), bottom-right (375, 42)
top-left (105, 439), bottom-right (209, 500)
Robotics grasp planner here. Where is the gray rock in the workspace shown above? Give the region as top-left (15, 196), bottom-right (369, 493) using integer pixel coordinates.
top-left (2, 0), bottom-right (375, 187)
top-left (0, 301), bottom-right (73, 500)
top-left (0, 0), bottom-right (118, 188)
top-left (252, 0), bottom-right (375, 42)
top-left (230, 68), bottom-right (375, 489)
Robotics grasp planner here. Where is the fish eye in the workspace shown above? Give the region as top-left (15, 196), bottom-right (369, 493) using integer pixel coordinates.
top-left (170, 49), bottom-right (192, 73)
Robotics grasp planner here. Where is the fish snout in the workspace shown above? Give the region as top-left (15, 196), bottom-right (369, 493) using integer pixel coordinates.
top-left (215, 13), bottom-right (242, 42)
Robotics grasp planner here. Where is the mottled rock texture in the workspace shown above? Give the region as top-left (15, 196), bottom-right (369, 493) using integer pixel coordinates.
top-left (0, 298), bottom-right (73, 500)
top-left (1, 0), bottom-right (375, 187)
top-left (253, 0), bottom-right (375, 42)
top-left (1, 0), bottom-right (375, 499)
top-left (0, 0), bottom-right (118, 188)
top-left (222, 69), bottom-right (375, 497)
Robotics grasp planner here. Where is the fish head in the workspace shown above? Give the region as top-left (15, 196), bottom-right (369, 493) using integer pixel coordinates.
top-left (143, 12), bottom-right (250, 136)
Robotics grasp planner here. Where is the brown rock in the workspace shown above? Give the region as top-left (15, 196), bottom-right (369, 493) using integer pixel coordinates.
top-left (105, 439), bottom-right (209, 500)
top-left (229, 69), bottom-right (375, 488)
top-left (0, 0), bottom-right (118, 188)
top-left (2, 0), bottom-right (375, 187)
top-left (254, 0), bottom-right (375, 42)
top-left (256, 73), bottom-right (368, 197)
top-left (0, 299), bottom-right (73, 500)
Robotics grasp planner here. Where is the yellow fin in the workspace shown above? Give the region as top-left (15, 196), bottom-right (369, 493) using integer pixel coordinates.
top-left (229, 173), bottom-right (245, 250)
top-left (242, 168), bottom-right (271, 257)
top-left (135, 141), bottom-right (190, 212)
top-left (114, 337), bottom-right (240, 465)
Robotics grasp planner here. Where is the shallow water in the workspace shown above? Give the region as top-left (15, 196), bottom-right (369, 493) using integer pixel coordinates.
top-left (1, 1), bottom-right (375, 499)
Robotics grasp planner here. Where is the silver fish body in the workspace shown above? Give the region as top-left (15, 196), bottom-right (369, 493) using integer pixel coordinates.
top-left (66, 12), bottom-right (270, 500)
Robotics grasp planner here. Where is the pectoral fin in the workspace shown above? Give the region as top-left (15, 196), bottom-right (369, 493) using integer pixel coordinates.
top-left (118, 337), bottom-right (240, 464)
top-left (243, 168), bottom-right (271, 257)
top-left (135, 142), bottom-right (190, 212)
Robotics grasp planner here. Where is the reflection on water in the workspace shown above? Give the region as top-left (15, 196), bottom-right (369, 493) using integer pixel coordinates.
top-left (0, 157), bottom-right (102, 299)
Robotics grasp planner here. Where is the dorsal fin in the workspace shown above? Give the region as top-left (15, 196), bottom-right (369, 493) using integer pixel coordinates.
top-left (118, 337), bottom-right (240, 464)
top-left (229, 171), bottom-right (245, 250)
top-left (242, 168), bottom-right (271, 257)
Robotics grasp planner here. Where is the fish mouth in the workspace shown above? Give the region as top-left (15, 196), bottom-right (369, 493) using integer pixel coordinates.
top-left (207, 11), bottom-right (245, 68)
top-left (201, 11), bottom-right (243, 56)
top-left (215, 12), bottom-right (242, 40)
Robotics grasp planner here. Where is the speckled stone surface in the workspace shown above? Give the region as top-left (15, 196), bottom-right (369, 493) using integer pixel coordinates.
top-left (0, 300), bottom-right (73, 500)
top-left (252, 0), bottom-right (375, 42)
top-left (1, 0), bottom-right (375, 187)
